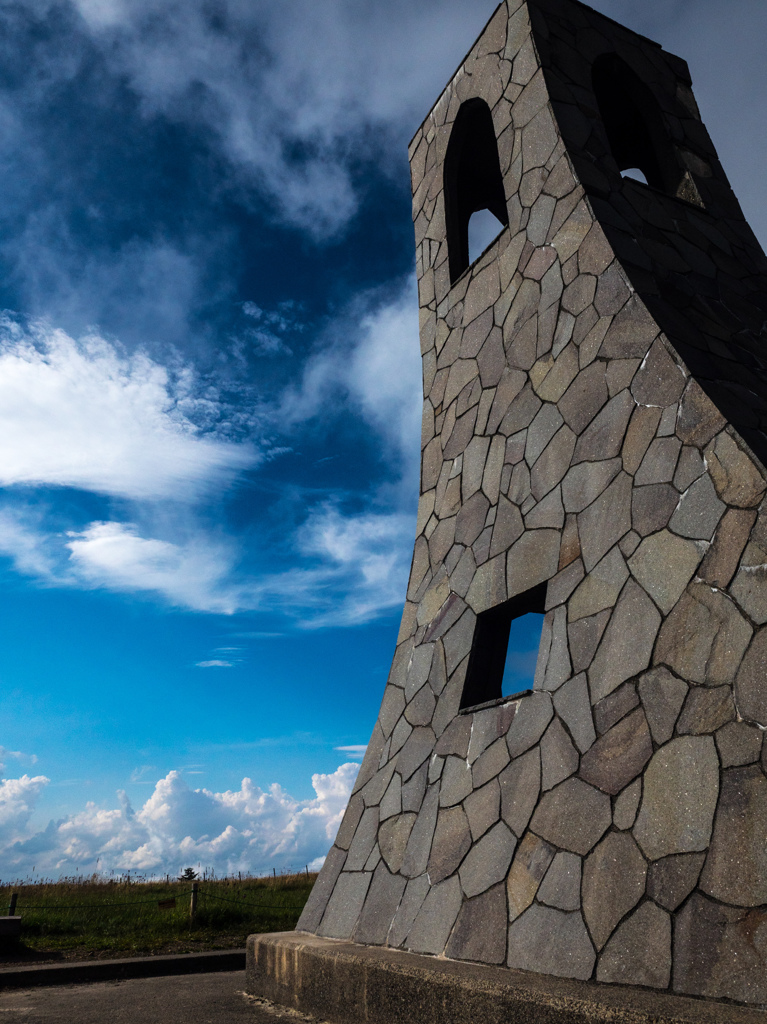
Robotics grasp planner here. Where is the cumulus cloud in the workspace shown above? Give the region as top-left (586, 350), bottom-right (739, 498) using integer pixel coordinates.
top-left (0, 317), bottom-right (256, 501)
top-left (1, 762), bottom-right (359, 878)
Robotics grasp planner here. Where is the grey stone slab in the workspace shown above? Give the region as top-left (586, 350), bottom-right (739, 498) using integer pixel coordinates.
top-left (472, 737), bottom-right (511, 788)
top-left (594, 263), bottom-right (631, 317)
top-left (499, 746), bottom-right (541, 837)
top-left (445, 882), bottom-right (507, 964)
top-left (397, 726), bottom-right (437, 781)
top-left (561, 459), bottom-right (621, 515)
top-left (669, 474), bottom-right (725, 540)
top-left (443, 609), bottom-right (476, 675)
top-left (506, 528), bottom-right (560, 600)
top-left (439, 755), bottom-right (473, 807)
top-left (558, 362), bottom-right (609, 434)
top-left (569, 546), bottom-right (628, 621)
top-left (638, 667), bottom-right (688, 745)
top-left (401, 783), bottom-right (440, 878)
top-left (538, 851), bottom-right (581, 911)
top-left (674, 893), bottom-right (767, 1003)
top-left (540, 717), bottom-right (579, 790)
top-left (531, 777), bottom-right (611, 855)
top-left (346, 807), bottom-right (381, 871)
top-left (597, 902), bottom-right (671, 989)
top-left (735, 627), bottom-right (767, 724)
top-left (468, 702), bottom-right (517, 762)
top-left (380, 772), bottom-right (403, 820)
top-left (405, 874), bottom-right (462, 955)
top-left (434, 714), bottom-right (472, 757)
top-left (673, 445), bottom-right (706, 492)
top-left (553, 673), bottom-right (596, 754)
top-left (455, 491), bottom-right (490, 547)
top-left (614, 777), bottom-right (642, 831)
top-left (676, 684), bottom-right (735, 735)
top-left (506, 831), bottom-right (556, 921)
top-left (379, 813), bottom-right (417, 874)
top-left (524, 485), bottom-right (565, 529)
top-left (592, 681), bottom-right (639, 736)
top-left (630, 340), bottom-right (686, 407)
top-left (634, 437), bottom-right (682, 486)
top-left (428, 805), bottom-right (472, 883)
top-left (631, 484), bottom-right (678, 537)
top-left (506, 691), bottom-right (553, 758)
top-left (488, 496), bottom-right (524, 558)
top-left (536, 605), bottom-right (572, 692)
top-left (387, 873), bottom-right (429, 948)
top-left (619, 530), bottom-right (641, 557)
top-left (405, 684), bottom-right (436, 727)
top-left (335, 793), bottom-right (365, 851)
top-left (464, 778), bottom-right (501, 841)
top-left (578, 473), bottom-right (632, 573)
top-left (296, 844), bottom-right (347, 932)
top-left (568, 609), bottom-right (610, 674)
top-left (622, 405), bottom-right (662, 476)
top-left (578, 707), bottom-right (652, 796)
top-left (402, 761), bottom-right (428, 813)
top-left (705, 431), bottom-right (766, 508)
top-left (699, 508), bottom-right (756, 588)
top-left (317, 871), bottom-right (372, 939)
top-left (716, 721), bottom-right (763, 767)
top-left (606, 358), bottom-right (641, 398)
top-left (525, 403), bottom-right (564, 466)
top-left (628, 530), bottom-right (702, 615)
top-left (633, 736), bottom-right (719, 860)
top-left (730, 561), bottom-right (767, 626)
top-left (478, 328), bottom-right (507, 387)
top-left (598, 296), bottom-right (659, 359)
top-left (676, 380), bottom-right (726, 449)
top-left (573, 391), bottom-right (634, 465)
top-left (460, 821), bottom-right (517, 898)
top-left (545, 557), bottom-right (584, 609)
top-left (353, 864), bottom-right (408, 945)
top-left (507, 905), bottom-right (596, 980)
top-left (647, 852), bottom-right (705, 912)
top-left (589, 580), bottom-right (661, 704)
top-left (583, 831), bottom-right (647, 950)
top-left (654, 584), bottom-right (752, 688)
top-left (379, 686), bottom-right (407, 740)
top-left (700, 765), bottom-right (767, 906)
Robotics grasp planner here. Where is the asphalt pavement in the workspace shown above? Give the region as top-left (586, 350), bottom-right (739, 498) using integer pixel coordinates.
top-left (0, 970), bottom-right (329, 1024)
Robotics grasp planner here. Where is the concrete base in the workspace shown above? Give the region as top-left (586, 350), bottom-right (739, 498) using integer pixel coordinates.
top-left (246, 932), bottom-right (767, 1024)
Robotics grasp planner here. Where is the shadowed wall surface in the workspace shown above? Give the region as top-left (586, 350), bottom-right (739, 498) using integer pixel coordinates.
top-left (294, 0), bottom-right (767, 1005)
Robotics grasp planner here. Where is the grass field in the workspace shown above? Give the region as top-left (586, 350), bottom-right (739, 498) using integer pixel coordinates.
top-left (0, 873), bottom-right (316, 962)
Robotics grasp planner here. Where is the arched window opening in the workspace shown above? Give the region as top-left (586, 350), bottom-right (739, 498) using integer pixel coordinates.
top-left (468, 208), bottom-right (506, 265)
top-left (592, 53), bottom-right (684, 197)
top-left (460, 582), bottom-right (546, 711)
top-left (621, 167), bottom-right (648, 185)
top-left (444, 98), bottom-right (508, 285)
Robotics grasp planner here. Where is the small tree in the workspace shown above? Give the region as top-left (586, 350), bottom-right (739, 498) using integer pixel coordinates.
top-left (178, 867), bottom-right (198, 881)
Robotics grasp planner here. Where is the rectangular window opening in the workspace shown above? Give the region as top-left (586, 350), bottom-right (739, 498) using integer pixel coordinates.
top-left (460, 582), bottom-right (547, 712)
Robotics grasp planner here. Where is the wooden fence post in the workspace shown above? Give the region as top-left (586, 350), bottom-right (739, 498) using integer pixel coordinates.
top-left (8, 893), bottom-right (17, 916)
top-left (189, 882), bottom-right (198, 923)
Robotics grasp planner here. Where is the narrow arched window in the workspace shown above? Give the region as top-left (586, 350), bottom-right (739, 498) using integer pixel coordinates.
top-left (592, 53), bottom-right (684, 196)
top-left (444, 98), bottom-right (509, 285)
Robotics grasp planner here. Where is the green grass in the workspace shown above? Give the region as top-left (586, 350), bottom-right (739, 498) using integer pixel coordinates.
top-left (0, 873), bottom-right (316, 960)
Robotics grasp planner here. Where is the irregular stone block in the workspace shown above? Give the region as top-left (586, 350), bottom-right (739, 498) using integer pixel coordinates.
top-left (353, 864), bottom-right (408, 945)
top-left (346, 807), bottom-right (381, 871)
top-left (404, 684), bottom-right (436, 727)
top-left (735, 627), bottom-right (767, 725)
top-left (654, 584), bottom-right (752, 687)
top-left (647, 852), bottom-right (705, 912)
top-left (387, 873), bottom-right (429, 948)
top-left (568, 609), bottom-right (610, 675)
top-left (673, 445), bottom-right (705, 492)
top-left (428, 805), bottom-right (471, 883)
top-left (716, 720), bottom-right (762, 767)
top-left (406, 874), bottom-right (462, 955)
top-left (379, 813), bottom-right (417, 874)
top-left (380, 773), bottom-right (402, 820)
top-left (628, 530), bottom-right (702, 614)
top-left (318, 870), bottom-right (372, 939)
top-left (540, 717), bottom-right (579, 790)
top-left (434, 714), bottom-right (472, 757)
top-left (439, 755), bottom-right (473, 807)
top-left (668, 473), bottom-right (725, 540)
top-left (583, 831), bottom-right (647, 949)
top-left (698, 508), bottom-right (756, 587)
top-left (464, 778), bottom-right (501, 840)
top-left (638, 667), bottom-right (688, 745)
top-left (705, 431), bottom-right (766, 508)
top-left (676, 380), bottom-right (725, 448)
top-left (472, 737), bottom-right (511, 787)
top-left (545, 557), bottom-right (584, 609)
top-left (402, 762), bottom-right (428, 813)
top-left (507, 904), bottom-right (595, 980)
top-left (622, 405), bottom-right (662, 476)
top-left (674, 894), bottom-right (767, 1003)
top-left (531, 777), bottom-right (611, 855)
top-left (401, 783), bottom-right (439, 878)
top-left (396, 726), bottom-right (437, 781)
top-left (553, 673), bottom-right (595, 754)
top-left (455, 490), bottom-right (490, 547)
top-left (676, 684), bottom-right (735, 735)
top-left (445, 882), bottom-right (507, 964)
top-left (593, 681), bottom-right (639, 735)
top-left (577, 472), bottom-right (632, 572)
top-left (506, 692), bottom-right (553, 758)
top-left (631, 483), bottom-right (678, 537)
top-left (468, 702), bottom-right (517, 762)
top-left (613, 777), bottom-right (642, 830)
top-left (296, 845), bottom-right (346, 932)
top-left (700, 765), bottom-right (767, 906)
top-left (568, 545), bottom-right (628, 621)
top-left (633, 736), bottom-right (719, 860)
top-left (630, 339), bottom-right (686, 407)
top-left (561, 459), bottom-right (621, 514)
top-left (506, 528), bottom-right (560, 597)
top-left (634, 437), bottom-right (682, 486)
top-left (589, 580), bottom-right (661, 704)
top-left (507, 831), bottom-right (557, 922)
top-left (579, 708), bottom-right (652, 795)
top-left (558, 361), bottom-right (609, 434)
top-left (499, 746), bottom-right (541, 837)
top-left (597, 902), bottom-right (671, 989)
top-left (573, 392), bottom-right (634, 467)
top-left (537, 851), bottom-right (581, 911)
top-left (460, 821), bottom-right (517, 898)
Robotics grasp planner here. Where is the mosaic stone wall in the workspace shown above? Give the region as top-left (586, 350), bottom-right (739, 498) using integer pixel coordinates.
top-left (296, 0), bottom-right (767, 1005)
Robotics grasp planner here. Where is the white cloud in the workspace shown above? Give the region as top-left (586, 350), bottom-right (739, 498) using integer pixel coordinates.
top-left (0, 318), bottom-right (256, 501)
top-left (334, 745), bottom-right (367, 760)
top-left (196, 660), bottom-right (233, 668)
top-left (0, 762), bottom-right (359, 878)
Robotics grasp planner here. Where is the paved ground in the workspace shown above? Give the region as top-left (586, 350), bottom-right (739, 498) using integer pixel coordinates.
top-left (0, 971), bottom-right (329, 1023)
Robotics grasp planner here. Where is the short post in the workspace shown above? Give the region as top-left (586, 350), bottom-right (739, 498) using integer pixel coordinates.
top-left (189, 882), bottom-right (198, 923)
top-left (8, 893), bottom-right (17, 916)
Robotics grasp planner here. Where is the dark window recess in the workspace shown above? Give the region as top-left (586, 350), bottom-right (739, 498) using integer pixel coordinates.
top-left (460, 583), bottom-right (547, 710)
top-left (444, 98), bottom-right (509, 284)
top-left (592, 53), bottom-right (686, 198)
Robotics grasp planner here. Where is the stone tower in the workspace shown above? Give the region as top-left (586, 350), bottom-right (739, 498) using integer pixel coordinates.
top-left (282, 0), bottom-right (767, 1007)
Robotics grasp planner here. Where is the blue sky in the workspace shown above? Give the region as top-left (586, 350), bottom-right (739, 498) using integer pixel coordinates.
top-left (0, 0), bottom-right (765, 879)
